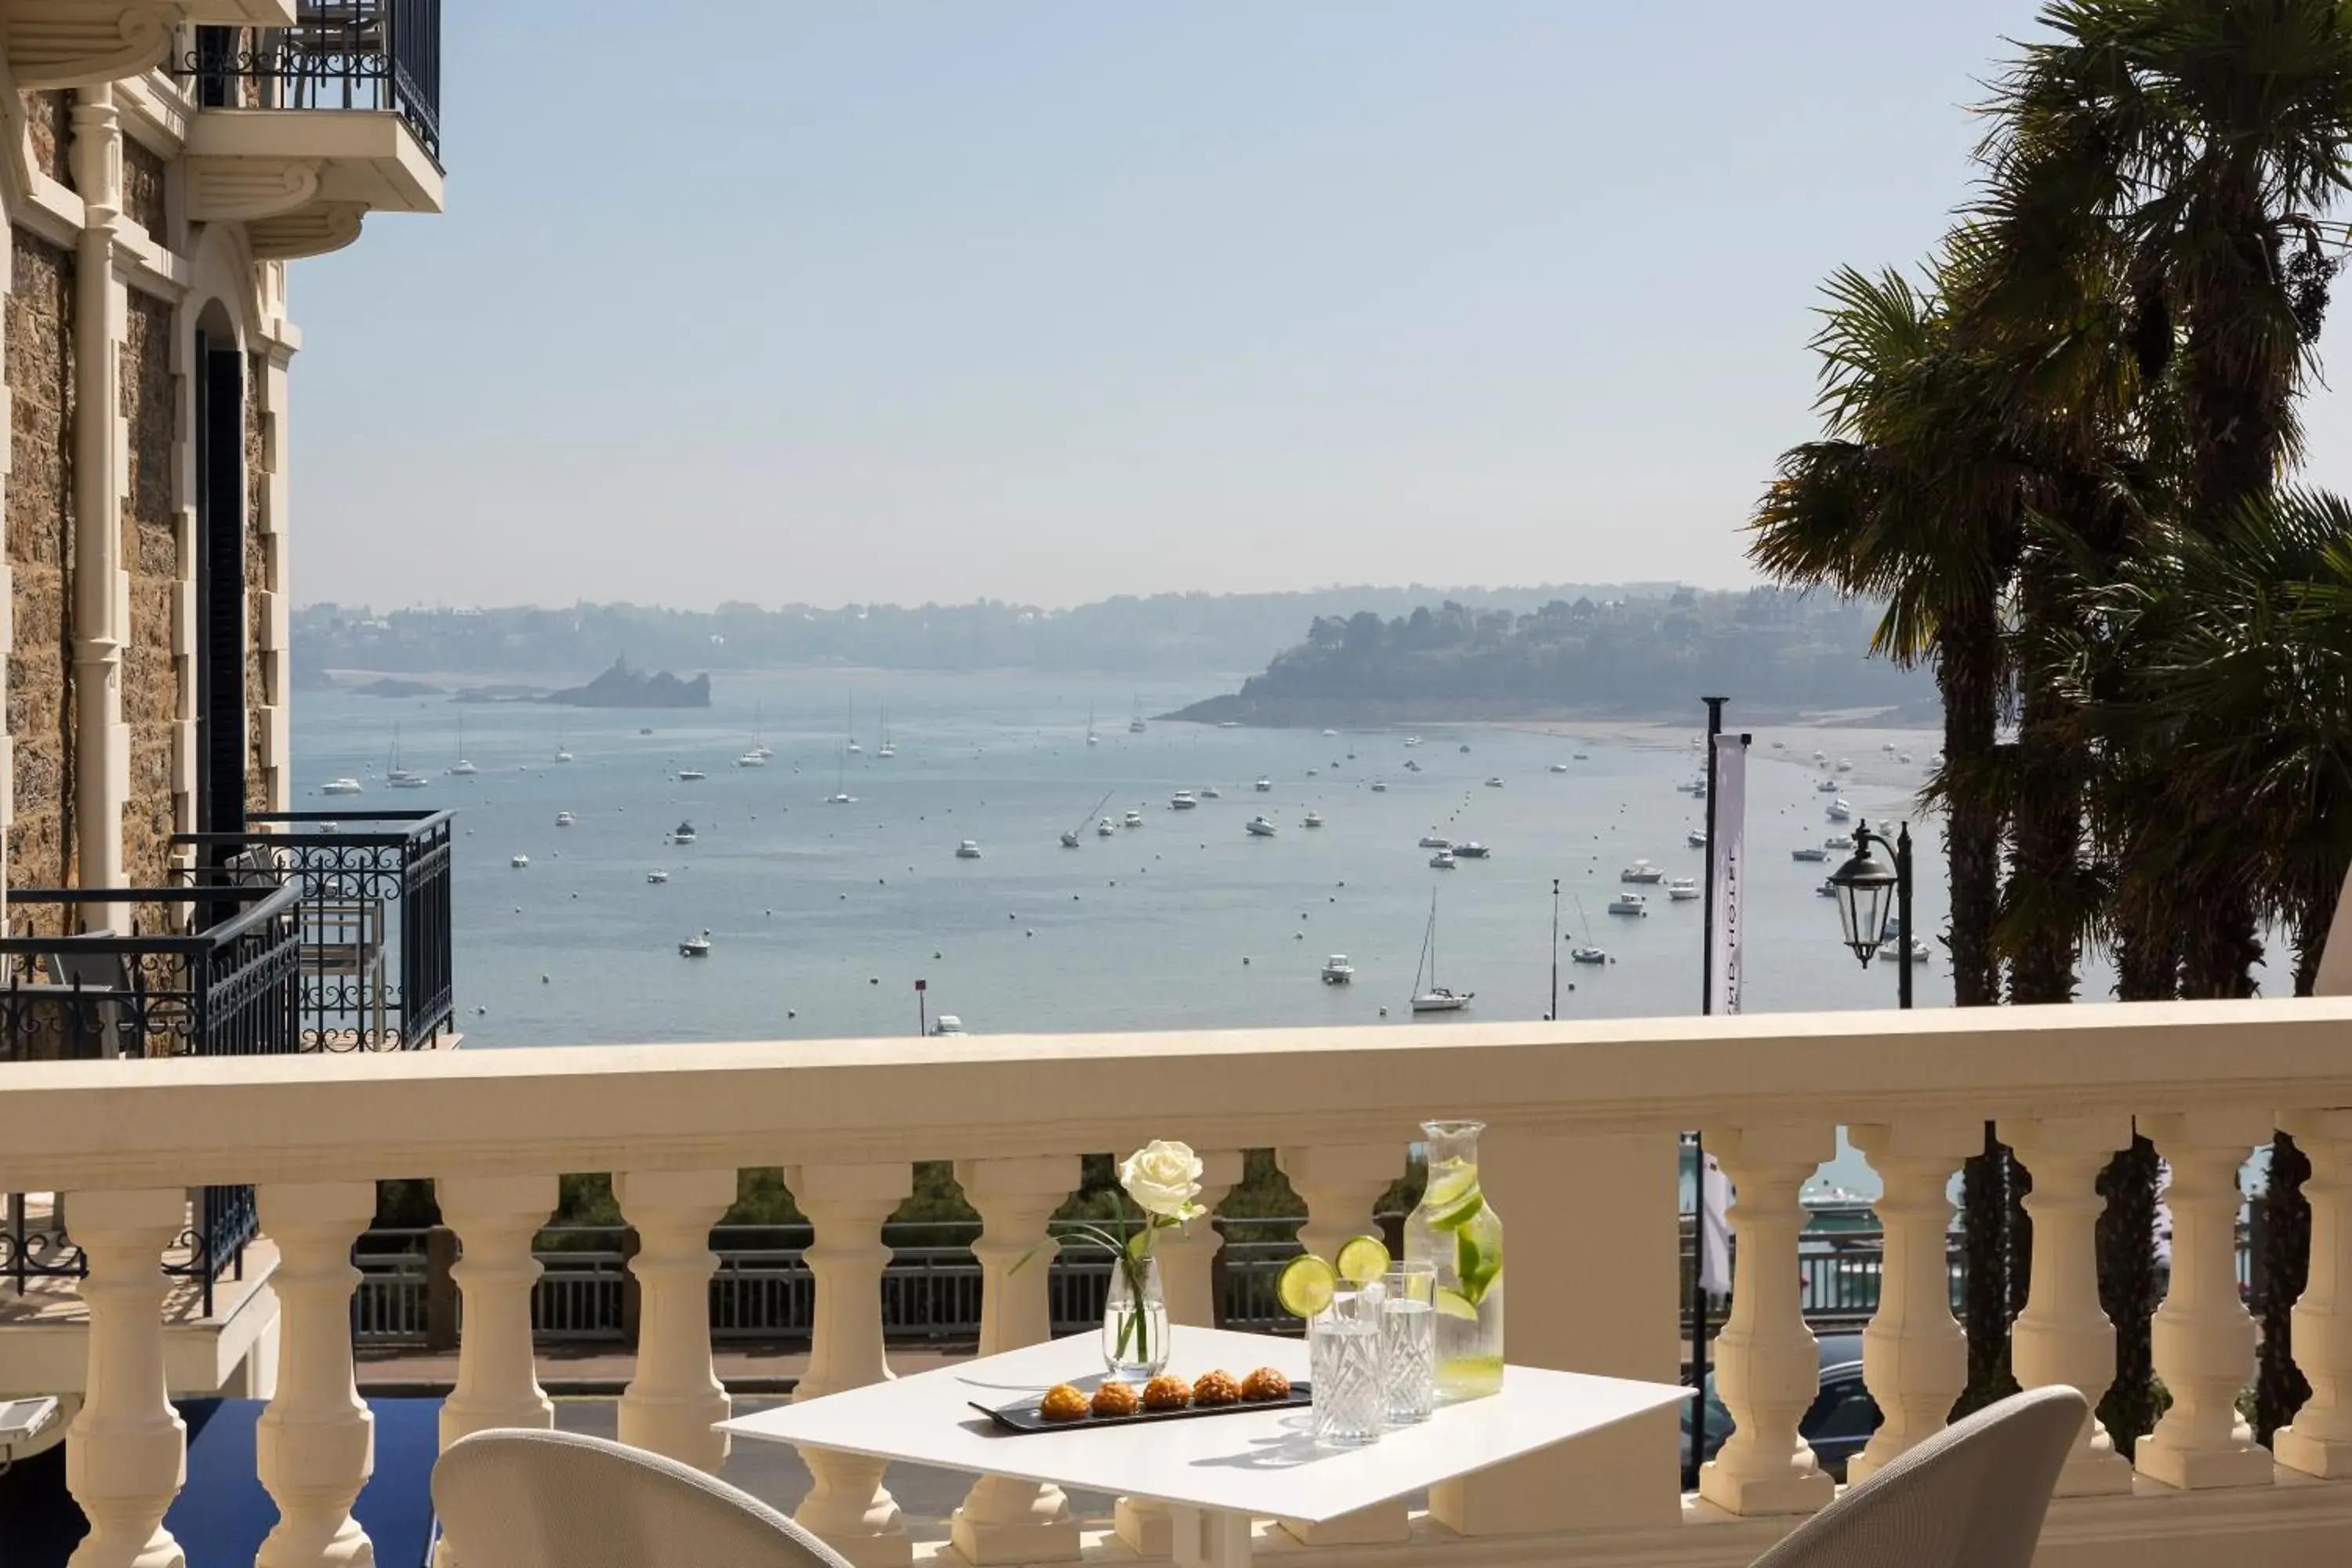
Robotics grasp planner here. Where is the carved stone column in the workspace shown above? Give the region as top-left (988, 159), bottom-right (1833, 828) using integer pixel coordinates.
top-left (615, 1168), bottom-right (735, 1472)
top-left (437, 1174), bottom-right (557, 1449)
top-left (255, 1182), bottom-right (378, 1568)
top-left (1846, 1120), bottom-right (1976, 1483)
top-left (2276, 1109), bottom-right (2352, 1479)
top-left (1699, 1123), bottom-right (1837, 1516)
top-left (65, 1189), bottom-right (188, 1568)
top-left (789, 1162), bottom-right (913, 1568)
top-left (949, 1156), bottom-right (1082, 1565)
top-left (2137, 1112), bottom-right (2273, 1490)
top-left (2009, 1116), bottom-right (2134, 1494)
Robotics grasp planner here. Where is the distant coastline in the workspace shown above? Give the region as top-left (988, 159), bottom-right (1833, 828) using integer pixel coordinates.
top-left (1163, 694), bottom-right (1931, 728)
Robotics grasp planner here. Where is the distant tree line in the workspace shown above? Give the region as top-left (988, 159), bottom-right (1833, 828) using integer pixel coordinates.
top-left (1175, 586), bottom-right (1931, 722)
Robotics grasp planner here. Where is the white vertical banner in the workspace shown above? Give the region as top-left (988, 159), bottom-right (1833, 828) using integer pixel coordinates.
top-left (1699, 1151), bottom-right (1734, 1297)
top-left (1706, 734), bottom-right (1747, 1016)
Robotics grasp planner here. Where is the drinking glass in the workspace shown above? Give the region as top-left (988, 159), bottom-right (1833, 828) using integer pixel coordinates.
top-left (1310, 1283), bottom-right (1386, 1446)
top-left (1381, 1262), bottom-right (1438, 1424)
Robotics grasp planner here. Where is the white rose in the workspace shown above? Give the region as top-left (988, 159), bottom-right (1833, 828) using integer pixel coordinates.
top-left (1120, 1139), bottom-right (1206, 1223)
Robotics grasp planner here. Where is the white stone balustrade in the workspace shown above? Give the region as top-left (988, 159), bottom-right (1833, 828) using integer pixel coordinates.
top-left (2009, 1116), bottom-right (2135, 1494)
top-left (2278, 1111), bottom-right (2352, 1479)
top-left (1846, 1119), bottom-right (1976, 1483)
top-left (614, 1168), bottom-right (735, 1472)
top-left (2139, 1111), bottom-right (2274, 1490)
top-left (789, 1161), bottom-right (914, 1568)
top-left (1701, 1123), bottom-right (1838, 1516)
top-left (11, 1003), bottom-right (2352, 1568)
top-left (949, 1154), bottom-right (1083, 1566)
top-left (254, 1181), bottom-right (377, 1568)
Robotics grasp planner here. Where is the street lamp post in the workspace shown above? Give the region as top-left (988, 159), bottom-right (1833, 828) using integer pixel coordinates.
top-left (1828, 818), bottom-right (1914, 1009)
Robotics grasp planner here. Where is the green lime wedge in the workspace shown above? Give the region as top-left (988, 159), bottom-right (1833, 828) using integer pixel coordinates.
top-left (1455, 1211), bottom-right (1503, 1304)
top-left (1277, 1253), bottom-right (1337, 1319)
top-left (1434, 1286), bottom-right (1481, 1321)
top-left (1423, 1158), bottom-right (1486, 1230)
top-left (1335, 1234), bottom-right (1391, 1286)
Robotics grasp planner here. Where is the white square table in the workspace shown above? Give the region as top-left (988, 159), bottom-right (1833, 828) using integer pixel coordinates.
top-left (720, 1327), bottom-right (1691, 1566)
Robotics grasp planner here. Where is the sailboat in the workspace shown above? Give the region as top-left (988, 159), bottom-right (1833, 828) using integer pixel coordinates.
top-left (554, 723), bottom-right (573, 764)
top-left (750, 702), bottom-right (774, 760)
top-left (387, 724), bottom-right (430, 789)
top-left (877, 706), bottom-right (896, 759)
top-left (1085, 703), bottom-right (1099, 747)
top-left (844, 694), bottom-right (862, 755)
top-left (449, 711), bottom-right (477, 775)
top-left (1410, 891), bottom-right (1472, 1012)
top-left (1062, 789), bottom-right (1116, 848)
top-left (1128, 696), bottom-right (1146, 735)
top-left (826, 745), bottom-right (855, 804)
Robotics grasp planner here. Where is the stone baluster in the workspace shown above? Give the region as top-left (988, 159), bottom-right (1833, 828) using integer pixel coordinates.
top-left (2136, 1112), bottom-right (2273, 1489)
top-left (615, 1169), bottom-right (735, 1472)
top-left (1116, 1149), bottom-right (1243, 1559)
top-left (65, 1189), bottom-right (189, 1568)
top-left (437, 1175), bottom-right (557, 1450)
top-left (1276, 1142), bottom-right (1407, 1548)
top-left (1700, 1124), bottom-right (1837, 1516)
top-left (949, 1156), bottom-right (1083, 1565)
top-left (255, 1182), bottom-right (378, 1568)
top-left (1845, 1120), bottom-right (1976, 1483)
top-left (2009, 1116), bottom-right (2134, 1494)
top-left (789, 1163), bottom-right (913, 1568)
top-left (2276, 1110), bottom-right (2352, 1478)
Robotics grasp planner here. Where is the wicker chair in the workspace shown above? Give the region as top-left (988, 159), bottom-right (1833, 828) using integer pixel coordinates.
top-left (432, 1428), bottom-right (855, 1568)
top-left (1748, 1385), bottom-right (2088, 1568)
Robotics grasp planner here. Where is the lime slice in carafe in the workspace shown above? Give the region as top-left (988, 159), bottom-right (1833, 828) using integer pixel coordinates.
top-left (1423, 1157), bottom-right (1486, 1231)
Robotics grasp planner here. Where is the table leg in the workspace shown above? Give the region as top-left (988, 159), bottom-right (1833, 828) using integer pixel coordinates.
top-left (1168, 1505), bottom-right (1253, 1566)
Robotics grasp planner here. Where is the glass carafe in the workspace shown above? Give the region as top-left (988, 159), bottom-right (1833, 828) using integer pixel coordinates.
top-left (1403, 1119), bottom-right (1504, 1398)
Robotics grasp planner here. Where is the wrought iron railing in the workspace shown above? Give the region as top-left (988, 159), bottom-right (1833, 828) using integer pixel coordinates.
top-left (180, 1), bottom-right (443, 161)
top-left (173, 810), bottom-right (455, 1051)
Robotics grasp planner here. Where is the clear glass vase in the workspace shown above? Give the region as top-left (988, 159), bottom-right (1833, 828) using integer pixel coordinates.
top-left (1403, 1119), bottom-right (1504, 1399)
top-left (1102, 1254), bottom-right (1171, 1382)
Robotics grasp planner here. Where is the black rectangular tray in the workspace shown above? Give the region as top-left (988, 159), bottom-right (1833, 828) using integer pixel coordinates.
top-left (971, 1383), bottom-right (1312, 1434)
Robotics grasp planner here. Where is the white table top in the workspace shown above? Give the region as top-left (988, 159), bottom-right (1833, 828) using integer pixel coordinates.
top-left (720, 1327), bottom-right (1690, 1524)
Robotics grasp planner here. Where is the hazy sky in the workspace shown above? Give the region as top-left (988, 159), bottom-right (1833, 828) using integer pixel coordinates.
top-left (288, 2), bottom-right (2352, 611)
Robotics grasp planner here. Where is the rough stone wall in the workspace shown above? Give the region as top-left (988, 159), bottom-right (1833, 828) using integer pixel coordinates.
top-left (121, 137), bottom-right (166, 241)
top-left (121, 290), bottom-right (176, 888)
top-left (6, 229), bottom-right (74, 925)
top-left (245, 350), bottom-right (269, 818)
top-left (20, 91), bottom-right (71, 189)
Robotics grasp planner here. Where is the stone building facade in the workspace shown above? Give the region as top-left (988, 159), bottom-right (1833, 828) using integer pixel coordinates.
top-left (0, 11), bottom-right (441, 931)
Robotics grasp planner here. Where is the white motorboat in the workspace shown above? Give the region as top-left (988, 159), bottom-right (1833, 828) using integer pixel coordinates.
top-left (846, 739), bottom-right (862, 755)
top-left (1792, 845), bottom-right (1830, 862)
top-left (1246, 815), bottom-right (1278, 837)
top-left (1666, 877), bottom-right (1700, 901)
top-left (1881, 936), bottom-right (1935, 964)
top-left (826, 792), bottom-right (855, 805)
top-left (670, 821), bottom-right (698, 844)
top-left (1551, 762), bottom-right (1569, 773)
top-left (1816, 778), bottom-right (1839, 793)
top-left (1484, 776), bottom-right (1504, 789)
top-left (647, 869), bottom-right (669, 884)
top-left (1098, 817), bottom-right (1116, 837)
top-left (1570, 946), bottom-right (1610, 964)
top-left (554, 746), bottom-right (574, 764)
top-left (932, 1014), bottom-right (965, 1036)
top-left (1835, 758), bottom-right (1854, 772)
top-left (955, 840), bottom-right (982, 859)
top-left (554, 811), bottom-right (575, 827)
top-left (321, 777), bottom-right (365, 797)
top-left (1621, 860), bottom-right (1664, 884)
top-left (1200, 786), bottom-right (1221, 799)
top-left (1882, 742), bottom-right (1899, 753)
top-left (1826, 799), bottom-right (1853, 822)
top-left (1322, 728), bottom-right (1339, 738)
top-left (1419, 834), bottom-right (1452, 849)
top-left (1453, 841), bottom-right (1490, 859)
top-left (1686, 829), bottom-right (1708, 848)
top-left (1811, 750), bottom-right (1827, 764)
top-left (1321, 954), bottom-right (1355, 985)
top-left (1825, 833), bottom-right (1854, 849)
top-left (736, 752), bottom-right (767, 768)
top-left (1929, 751), bottom-right (1946, 766)
top-left (1171, 791), bottom-right (1198, 811)
top-left (678, 768), bottom-right (707, 782)
top-left (510, 854), bottom-right (529, 869)
top-left (1123, 809), bottom-right (1144, 828)
top-left (1370, 781), bottom-right (1388, 792)
top-left (1303, 809), bottom-right (1325, 828)
top-left (1405, 735), bottom-right (1422, 747)
top-left (1430, 849), bottom-right (1457, 869)
top-left (680, 929), bottom-right (712, 958)
top-left (1409, 891), bottom-right (1471, 1012)
top-left (1254, 777), bottom-right (1272, 792)
top-left (1607, 893), bottom-right (1649, 916)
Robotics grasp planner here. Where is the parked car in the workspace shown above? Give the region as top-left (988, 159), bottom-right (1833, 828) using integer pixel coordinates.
top-left (1679, 1333), bottom-right (1881, 1482)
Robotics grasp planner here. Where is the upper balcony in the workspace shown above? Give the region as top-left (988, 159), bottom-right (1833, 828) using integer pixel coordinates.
top-left (2, 1001), bottom-right (2350, 1566)
top-left (0, 1), bottom-right (292, 89)
top-left (172, 2), bottom-right (443, 259)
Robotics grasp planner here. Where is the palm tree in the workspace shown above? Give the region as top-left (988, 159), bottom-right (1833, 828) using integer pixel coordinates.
top-left (1749, 254), bottom-right (2031, 1403)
